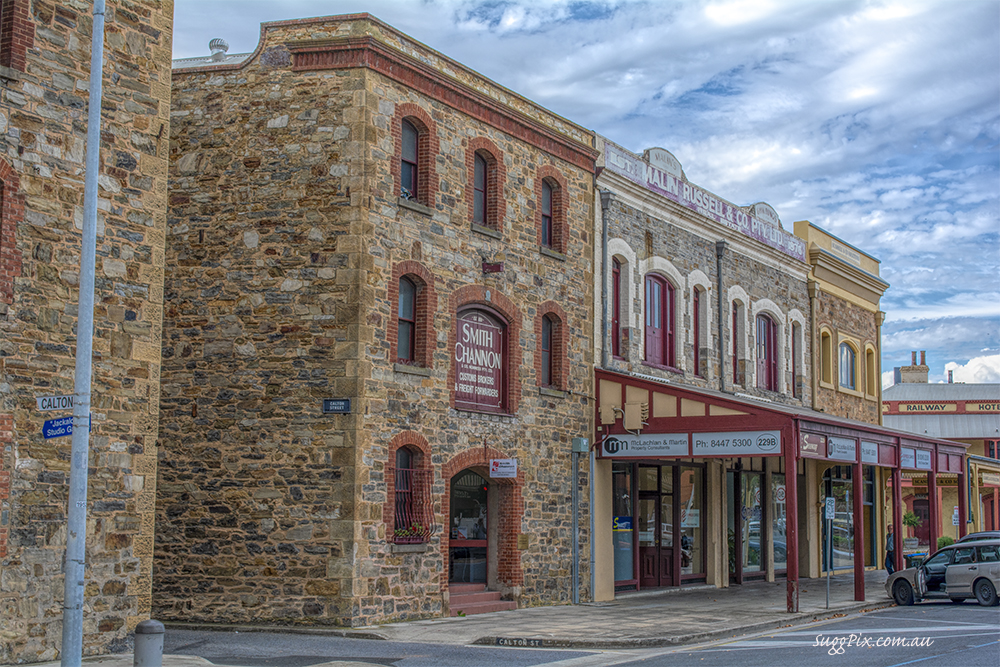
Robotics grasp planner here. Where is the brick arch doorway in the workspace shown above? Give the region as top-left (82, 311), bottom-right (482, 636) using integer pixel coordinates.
top-left (442, 447), bottom-right (524, 596)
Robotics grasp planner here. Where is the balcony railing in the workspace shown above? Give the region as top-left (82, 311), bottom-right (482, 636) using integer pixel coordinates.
top-left (394, 468), bottom-right (434, 544)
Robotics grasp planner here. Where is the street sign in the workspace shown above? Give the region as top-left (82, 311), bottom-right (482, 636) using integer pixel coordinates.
top-left (953, 507), bottom-right (959, 526)
top-left (36, 394), bottom-right (74, 411)
top-left (322, 398), bottom-right (351, 414)
top-left (825, 497), bottom-right (836, 520)
top-left (42, 415), bottom-right (90, 439)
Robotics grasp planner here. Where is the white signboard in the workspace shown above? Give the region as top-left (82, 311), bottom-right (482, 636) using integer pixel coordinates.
top-left (860, 441), bottom-right (879, 464)
top-left (900, 447), bottom-right (916, 469)
top-left (828, 436), bottom-right (857, 462)
top-left (681, 508), bottom-right (700, 528)
top-left (489, 459), bottom-right (517, 478)
top-left (825, 497), bottom-right (836, 520)
top-left (691, 430), bottom-right (781, 457)
top-left (915, 449), bottom-right (932, 470)
top-left (601, 433), bottom-right (688, 458)
top-left (952, 507), bottom-right (959, 526)
top-left (36, 394), bottom-right (74, 412)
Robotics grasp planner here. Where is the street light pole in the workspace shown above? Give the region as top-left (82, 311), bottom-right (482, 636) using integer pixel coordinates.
top-left (61, 1), bottom-right (105, 664)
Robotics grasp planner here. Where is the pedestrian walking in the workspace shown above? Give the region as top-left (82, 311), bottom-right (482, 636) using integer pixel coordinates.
top-left (885, 524), bottom-right (895, 574)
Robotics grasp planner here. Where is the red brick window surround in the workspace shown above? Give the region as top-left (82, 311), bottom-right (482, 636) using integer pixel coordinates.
top-left (535, 301), bottom-right (568, 391)
top-left (0, 159), bottom-right (23, 304)
top-left (535, 166), bottom-right (567, 254)
top-left (449, 285), bottom-right (522, 415)
top-left (384, 432), bottom-right (433, 545)
top-left (388, 260), bottom-right (437, 368)
top-left (465, 137), bottom-right (505, 233)
top-left (392, 103), bottom-right (438, 209)
top-left (0, 0), bottom-right (33, 73)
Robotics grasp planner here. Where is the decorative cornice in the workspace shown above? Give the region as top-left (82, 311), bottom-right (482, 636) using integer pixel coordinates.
top-left (286, 36), bottom-right (598, 173)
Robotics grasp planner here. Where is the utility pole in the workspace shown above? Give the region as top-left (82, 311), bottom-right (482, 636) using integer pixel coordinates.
top-left (61, 1), bottom-right (105, 665)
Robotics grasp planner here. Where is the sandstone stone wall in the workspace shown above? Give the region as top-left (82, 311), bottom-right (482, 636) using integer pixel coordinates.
top-left (598, 188), bottom-right (812, 409)
top-left (0, 1), bottom-right (173, 662)
top-left (814, 290), bottom-right (880, 423)
top-left (157, 14), bottom-right (595, 628)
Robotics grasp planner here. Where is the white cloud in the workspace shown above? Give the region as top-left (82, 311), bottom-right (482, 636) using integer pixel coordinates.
top-left (943, 354), bottom-right (1000, 384)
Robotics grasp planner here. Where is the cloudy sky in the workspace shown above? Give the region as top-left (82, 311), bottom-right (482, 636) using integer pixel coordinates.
top-left (172, 0), bottom-right (1000, 386)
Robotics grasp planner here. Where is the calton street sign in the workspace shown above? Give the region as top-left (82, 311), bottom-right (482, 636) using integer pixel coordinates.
top-left (37, 394), bottom-right (74, 411)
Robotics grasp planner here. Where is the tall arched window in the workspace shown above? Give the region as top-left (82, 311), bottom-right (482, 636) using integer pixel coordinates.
top-left (866, 347), bottom-right (877, 396)
top-left (397, 277), bottom-right (417, 363)
top-left (611, 258), bottom-right (622, 357)
top-left (473, 152), bottom-right (488, 225)
top-left (645, 274), bottom-right (675, 367)
top-left (400, 119), bottom-right (419, 200)
top-left (541, 180), bottom-right (553, 248)
top-left (455, 307), bottom-right (508, 413)
top-left (541, 315), bottom-right (553, 387)
top-left (839, 343), bottom-right (856, 390)
top-left (756, 314), bottom-right (778, 391)
top-left (820, 330), bottom-right (833, 385)
top-left (792, 322), bottom-right (802, 398)
top-left (692, 288), bottom-right (702, 377)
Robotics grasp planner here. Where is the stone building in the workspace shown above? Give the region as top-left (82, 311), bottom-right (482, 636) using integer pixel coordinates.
top-left (587, 140), bottom-right (962, 609)
top-left (793, 220), bottom-right (887, 424)
top-left (156, 14), bottom-right (597, 627)
top-left (0, 0), bottom-right (173, 662)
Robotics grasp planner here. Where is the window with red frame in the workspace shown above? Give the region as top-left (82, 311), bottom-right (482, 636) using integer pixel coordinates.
top-left (645, 274), bottom-right (675, 367)
top-left (400, 120), bottom-right (419, 200)
top-left (541, 180), bottom-right (553, 248)
top-left (756, 313), bottom-right (778, 391)
top-left (473, 153), bottom-right (488, 226)
top-left (692, 288), bottom-right (702, 376)
top-left (393, 447), bottom-right (431, 544)
top-left (397, 277), bottom-right (417, 363)
top-left (612, 258), bottom-right (621, 357)
top-left (541, 315), bottom-right (553, 386)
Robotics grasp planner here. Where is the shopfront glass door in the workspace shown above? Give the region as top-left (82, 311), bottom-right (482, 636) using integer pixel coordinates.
top-left (741, 472), bottom-right (764, 575)
top-left (638, 466), bottom-right (675, 588)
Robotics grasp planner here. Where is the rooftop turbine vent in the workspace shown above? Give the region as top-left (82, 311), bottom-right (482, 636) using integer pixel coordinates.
top-left (209, 38), bottom-right (229, 61)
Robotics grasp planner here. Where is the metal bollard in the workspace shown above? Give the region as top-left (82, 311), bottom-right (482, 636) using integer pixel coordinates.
top-left (134, 619), bottom-right (164, 667)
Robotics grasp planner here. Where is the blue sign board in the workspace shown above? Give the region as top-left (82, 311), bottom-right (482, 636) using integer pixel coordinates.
top-left (322, 398), bottom-right (351, 414)
top-left (42, 415), bottom-right (90, 439)
top-left (613, 516), bottom-right (633, 531)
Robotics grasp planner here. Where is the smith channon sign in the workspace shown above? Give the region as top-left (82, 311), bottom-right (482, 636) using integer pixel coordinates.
top-left (603, 140), bottom-right (807, 262)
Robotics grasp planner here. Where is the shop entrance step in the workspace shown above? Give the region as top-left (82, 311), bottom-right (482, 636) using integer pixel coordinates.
top-left (449, 583), bottom-right (517, 616)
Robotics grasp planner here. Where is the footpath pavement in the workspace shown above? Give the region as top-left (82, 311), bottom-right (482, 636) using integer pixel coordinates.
top-left (32, 571), bottom-right (893, 666)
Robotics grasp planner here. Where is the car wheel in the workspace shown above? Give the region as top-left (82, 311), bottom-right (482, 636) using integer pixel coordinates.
top-left (893, 579), bottom-right (914, 606)
top-left (974, 579), bottom-right (999, 607)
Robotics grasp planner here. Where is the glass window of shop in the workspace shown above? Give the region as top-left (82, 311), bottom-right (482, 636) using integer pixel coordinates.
top-left (823, 466), bottom-right (854, 571)
top-left (679, 467), bottom-right (704, 576)
top-left (612, 463), bottom-right (634, 582)
top-left (771, 473), bottom-right (787, 572)
top-left (741, 472), bottom-right (764, 574)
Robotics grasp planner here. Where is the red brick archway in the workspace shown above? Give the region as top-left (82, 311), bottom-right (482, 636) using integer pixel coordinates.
top-left (441, 445), bottom-right (525, 593)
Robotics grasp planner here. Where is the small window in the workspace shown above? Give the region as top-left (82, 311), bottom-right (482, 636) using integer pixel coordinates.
top-left (692, 288), bottom-right (702, 376)
top-left (611, 258), bottom-right (621, 357)
top-left (839, 343), bottom-right (856, 390)
top-left (756, 314), bottom-right (778, 391)
top-left (400, 120), bottom-right (419, 200)
top-left (644, 274), bottom-right (675, 367)
top-left (397, 277), bottom-right (416, 363)
top-left (821, 331), bottom-right (833, 385)
top-left (541, 180), bottom-right (553, 248)
top-left (865, 348), bottom-right (877, 395)
top-left (541, 315), bottom-right (553, 387)
top-left (473, 153), bottom-right (488, 225)
top-left (393, 445), bottom-right (431, 544)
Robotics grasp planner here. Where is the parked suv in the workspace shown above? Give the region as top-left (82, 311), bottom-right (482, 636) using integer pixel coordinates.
top-left (885, 539), bottom-right (1000, 607)
top-left (957, 531), bottom-right (1000, 543)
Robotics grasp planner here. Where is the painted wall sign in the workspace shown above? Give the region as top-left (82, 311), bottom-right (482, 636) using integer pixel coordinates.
top-left (601, 433), bottom-right (688, 458)
top-left (830, 238), bottom-right (863, 266)
top-left (800, 432), bottom-right (827, 458)
top-left (691, 430), bottom-right (781, 457)
top-left (489, 458), bottom-right (517, 478)
top-left (860, 441), bottom-right (879, 464)
top-left (36, 394), bottom-right (74, 412)
top-left (455, 311), bottom-right (505, 411)
top-left (900, 403), bottom-right (956, 413)
top-left (603, 140), bottom-right (806, 262)
top-left (981, 472), bottom-right (1000, 486)
top-left (915, 449), bottom-right (932, 470)
top-left (828, 436), bottom-right (857, 462)
top-left (900, 447), bottom-right (916, 468)
top-left (322, 398), bottom-right (351, 414)
top-left (966, 402), bottom-right (1000, 413)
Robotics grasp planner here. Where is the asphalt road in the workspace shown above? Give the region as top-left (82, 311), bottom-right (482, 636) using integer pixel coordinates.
top-left (164, 601), bottom-right (1000, 667)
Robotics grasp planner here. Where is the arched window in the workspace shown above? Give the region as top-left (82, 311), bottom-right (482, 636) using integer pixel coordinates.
top-left (541, 180), bottom-right (553, 248)
top-left (536, 167), bottom-right (567, 253)
top-left (692, 288), bottom-right (702, 377)
top-left (473, 152), bottom-right (488, 225)
top-left (541, 315), bottom-right (553, 387)
top-left (792, 322), bottom-right (802, 398)
top-left (820, 330), bottom-right (833, 385)
top-left (756, 314), bottom-right (778, 391)
top-left (397, 277), bottom-right (417, 363)
top-left (645, 274), bottom-right (675, 367)
top-left (732, 302), bottom-right (740, 385)
top-left (388, 434), bottom-right (433, 545)
top-left (611, 258), bottom-right (622, 357)
top-left (455, 308), bottom-right (508, 413)
top-left (839, 343), bottom-right (856, 390)
top-left (400, 119), bottom-right (419, 200)
top-left (467, 140), bottom-right (504, 232)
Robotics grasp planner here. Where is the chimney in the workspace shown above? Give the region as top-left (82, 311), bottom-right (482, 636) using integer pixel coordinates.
top-left (209, 38), bottom-right (229, 61)
top-left (948, 370), bottom-right (954, 383)
top-left (898, 350), bottom-right (929, 384)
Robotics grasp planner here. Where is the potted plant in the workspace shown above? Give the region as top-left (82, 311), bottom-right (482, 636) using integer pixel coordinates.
top-left (902, 510), bottom-right (921, 552)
